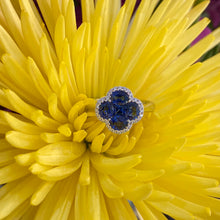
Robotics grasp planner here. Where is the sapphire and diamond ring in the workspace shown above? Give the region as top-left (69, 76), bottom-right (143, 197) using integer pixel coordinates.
top-left (95, 87), bottom-right (154, 134)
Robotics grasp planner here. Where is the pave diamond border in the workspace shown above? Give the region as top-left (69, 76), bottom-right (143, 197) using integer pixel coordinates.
top-left (95, 87), bottom-right (144, 134)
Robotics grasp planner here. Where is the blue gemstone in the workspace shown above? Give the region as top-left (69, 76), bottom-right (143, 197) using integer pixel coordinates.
top-left (126, 102), bottom-right (140, 120)
top-left (98, 101), bottom-right (114, 119)
top-left (113, 104), bottom-right (128, 117)
top-left (111, 90), bottom-right (129, 105)
top-left (109, 115), bottom-right (128, 130)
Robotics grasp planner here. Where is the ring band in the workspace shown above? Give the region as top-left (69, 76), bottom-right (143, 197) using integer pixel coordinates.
top-left (95, 87), bottom-right (154, 134)
top-left (141, 100), bottom-right (155, 112)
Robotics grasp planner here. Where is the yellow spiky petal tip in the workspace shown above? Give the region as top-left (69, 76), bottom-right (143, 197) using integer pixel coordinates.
top-left (0, 0), bottom-right (220, 219)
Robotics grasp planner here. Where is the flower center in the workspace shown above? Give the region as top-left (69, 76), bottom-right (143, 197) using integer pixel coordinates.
top-left (4, 91), bottom-right (145, 183)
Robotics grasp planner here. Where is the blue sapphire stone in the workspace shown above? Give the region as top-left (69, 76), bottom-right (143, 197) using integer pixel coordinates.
top-left (113, 104), bottom-right (128, 117)
top-left (110, 90), bottom-right (129, 105)
top-left (109, 115), bottom-right (128, 131)
top-left (127, 102), bottom-right (140, 120)
top-left (98, 101), bottom-right (114, 119)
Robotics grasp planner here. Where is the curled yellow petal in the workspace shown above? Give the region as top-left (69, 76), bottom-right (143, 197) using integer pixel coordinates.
top-left (98, 172), bottom-right (124, 198)
top-left (36, 141), bottom-right (86, 166)
top-left (38, 159), bottom-right (82, 181)
top-left (31, 181), bottom-right (55, 206)
top-left (91, 152), bottom-right (142, 174)
top-left (6, 131), bottom-right (45, 150)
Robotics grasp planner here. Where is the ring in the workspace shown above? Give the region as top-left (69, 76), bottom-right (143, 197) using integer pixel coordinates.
top-left (95, 86), bottom-right (155, 134)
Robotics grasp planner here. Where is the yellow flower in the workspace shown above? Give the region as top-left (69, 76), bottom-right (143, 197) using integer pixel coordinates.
top-left (0, 0), bottom-right (220, 219)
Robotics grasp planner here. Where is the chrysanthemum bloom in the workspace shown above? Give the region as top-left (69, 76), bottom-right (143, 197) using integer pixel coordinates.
top-left (0, 0), bottom-right (220, 219)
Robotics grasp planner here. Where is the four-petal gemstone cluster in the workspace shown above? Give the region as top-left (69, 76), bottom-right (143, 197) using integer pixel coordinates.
top-left (96, 87), bottom-right (144, 133)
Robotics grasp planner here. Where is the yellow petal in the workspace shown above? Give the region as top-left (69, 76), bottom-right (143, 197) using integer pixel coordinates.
top-left (38, 159), bottom-right (82, 182)
top-left (0, 163), bottom-right (29, 184)
top-left (31, 181), bottom-right (55, 206)
top-left (87, 168), bottom-right (102, 220)
top-left (41, 132), bottom-right (70, 144)
top-left (15, 152), bottom-right (36, 166)
top-left (58, 123), bottom-right (73, 137)
top-left (135, 169), bottom-right (165, 182)
top-left (118, 181), bottom-right (153, 201)
top-left (98, 172), bottom-right (124, 198)
top-left (36, 141), bottom-right (86, 166)
top-left (48, 175), bottom-right (77, 220)
top-left (48, 93), bottom-right (68, 123)
top-left (4, 89), bottom-right (37, 119)
top-left (79, 152), bottom-right (90, 185)
top-left (73, 130), bottom-right (87, 142)
top-left (31, 110), bottom-right (60, 131)
top-left (74, 180), bottom-right (88, 220)
top-left (0, 149), bottom-right (22, 167)
top-left (0, 111), bottom-right (43, 134)
top-left (3, 199), bottom-right (30, 220)
top-left (0, 0), bottom-right (27, 54)
top-left (149, 201), bottom-right (194, 220)
top-left (27, 57), bottom-right (53, 101)
top-left (171, 196), bottom-right (211, 218)
top-left (134, 201), bottom-right (158, 220)
top-left (90, 133), bottom-right (105, 153)
top-left (54, 14), bottom-right (65, 60)
top-left (29, 163), bottom-right (51, 175)
top-left (0, 25), bottom-right (26, 67)
top-left (105, 197), bottom-right (137, 220)
top-left (148, 190), bottom-right (174, 202)
top-left (0, 175), bottom-right (40, 219)
top-left (91, 152), bottom-right (142, 174)
top-left (6, 131), bottom-right (45, 150)
top-left (34, 174), bottom-right (77, 220)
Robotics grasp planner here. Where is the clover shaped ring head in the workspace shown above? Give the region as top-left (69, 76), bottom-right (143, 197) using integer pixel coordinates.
top-left (95, 87), bottom-right (144, 134)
